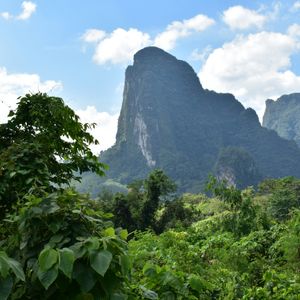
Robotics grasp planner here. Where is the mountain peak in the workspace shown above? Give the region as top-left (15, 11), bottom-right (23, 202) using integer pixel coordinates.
top-left (133, 46), bottom-right (177, 64)
top-left (99, 49), bottom-right (300, 192)
top-left (263, 93), bottom-right (300, 147)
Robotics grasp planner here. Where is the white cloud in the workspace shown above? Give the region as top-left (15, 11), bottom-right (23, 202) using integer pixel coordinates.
top-left (1, 12), bottom-right (12, 20)
top-left (199, 31), bottom-right (300, 120)
top-left (17, 1), bottom-right (36, 20)
top-left (222, 6), bottom-right (267, 30)
top-left (82, 29), bottom-right (106, 43)
top-left (91, 28), bottom-right (151, 65)
top-left (76, 106), bottom-right (118, 154)
top-left (288, 23), bottom-right (300, 39)
top-left (1, 1), bottom-right (36, 21)
top-left (82, 14), bottom-right (214, 65)
top-left (154, 14), bottom-right (215, 51)
top-left (0, 67), bottom-right (62, 122)
top-left (268, 1), bottom-right (281, 20)
top-left (0, 68), bottom-right (116, 154)
top-left (190, 46), bottom-right (213, 62)
top-left (293, 1), bottom-right (300, 10)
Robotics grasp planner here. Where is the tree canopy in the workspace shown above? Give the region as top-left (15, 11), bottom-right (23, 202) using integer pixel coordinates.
top-left (0, 93), bottom-right (107, 216)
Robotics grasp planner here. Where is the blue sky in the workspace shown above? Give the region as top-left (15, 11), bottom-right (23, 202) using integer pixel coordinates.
top-left (1, 0), bottom-right (300, 152)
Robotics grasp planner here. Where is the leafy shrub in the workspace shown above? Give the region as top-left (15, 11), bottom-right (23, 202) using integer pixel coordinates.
top-left (1, 190), bottom-right (130, 299)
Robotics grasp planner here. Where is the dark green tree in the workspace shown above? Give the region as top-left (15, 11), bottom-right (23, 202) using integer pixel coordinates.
top-left (113, 193), bottom-right (135, 232)
top-left (259, 177), bottom-right (300, 221)
top-left (0, 93), bottom-right (106, 218)
top-left (206, 176), bottom-right (257, 235)
top-left (141, 169), bottom-right (176, 230)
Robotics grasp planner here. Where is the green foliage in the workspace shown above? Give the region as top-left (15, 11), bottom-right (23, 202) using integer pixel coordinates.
top-left (101, 169), bottom-right (178, 233)
top-left (1, 93), bottom-right (300, 299)
top-left (127, 195), bottom-right (300, 299)
top-left (272, 210), bottom-right (300, 269)
top-left (0, 251), bottom-right (25, 300)
top-left (0, 93), bottom-right (106, 217)
top-left (1, 190), bottom-right (129, 299)
top-left (0, 94), bottom-right (130, 299)
top-left (128, 231), bottom-right (216, 299)
top-left (206, 176), bottom-right (260, 236)
top-left (156, 198), bottom-right (197, 233)
top-left (113, 193), bottom-right (136, 232)
top-left (141, 169), bottom-right (176, 230)
top-left (259, 177), bottom-right (300, 221)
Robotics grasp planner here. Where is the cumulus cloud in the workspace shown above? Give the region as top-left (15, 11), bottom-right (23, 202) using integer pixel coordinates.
top-left (89, 28), bottom-right (151, 65)
top-left (190, 46), bottom-right (213, 62)
top-left (1, 12), bottom-right (12, 20)
top-left (199, 31), bottom-right (300, 119)
top-left (17, 1), bottom-right (36, 20)
top-left (222, 6), bottom-right (267, 30)
top-left (154, 14), bottom-right (215, 51)
top-left (0, 68), bottom-right (117, 154)
top-left (1, 1), bottom-right (36, 21)
top-left (82, 29), bottom-right (106, 43)
top-left (76, 106), bottom-right (118, 154)
top-left (293, 1), bottom-right (300, 10)
top-left (288, 23), bottom-right (300, 39)
top-left (82, 14), bottom-right (214, 65)
top-left (0, 67), bottom-right (62, 122)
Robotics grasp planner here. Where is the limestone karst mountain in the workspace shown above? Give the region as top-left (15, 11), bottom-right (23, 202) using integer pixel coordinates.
top-left (263, 93), bottom-right (300, 148)
top-left (79, 47), bottom-right (300, 194)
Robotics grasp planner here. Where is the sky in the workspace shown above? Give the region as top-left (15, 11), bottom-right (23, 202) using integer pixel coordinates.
top-left (1, 0), bottom-right (300, 153)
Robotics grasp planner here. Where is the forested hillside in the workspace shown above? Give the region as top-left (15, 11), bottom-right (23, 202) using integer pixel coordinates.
top-left (0, 94), bottom-right (300, 299)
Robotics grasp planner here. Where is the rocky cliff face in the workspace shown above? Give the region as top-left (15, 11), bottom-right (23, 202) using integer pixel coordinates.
top-left (263, 94), bottom-right (300, 148)
top-left (99, 47), bottom-right (300, 192)
top-left (215, 147), bottom-right (262, 189)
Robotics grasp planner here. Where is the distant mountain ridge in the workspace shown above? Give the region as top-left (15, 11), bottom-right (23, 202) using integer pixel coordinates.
top-left (263, 93), bottom-right (300, 148)
top-left (81, 47), bottom-right (300, 194)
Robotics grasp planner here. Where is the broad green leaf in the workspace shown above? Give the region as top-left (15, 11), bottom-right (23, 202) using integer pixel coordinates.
top-left (119, 255), bottom-right (130, 277)
top-left (104, 227), bottom-right (115, 237)
top-left (37, 266), bottom-right (58, 290)
top-left (71, 243), bottom-right (87, 259)
top-left (119, 229), bottom-right (128, 240)
top-left (189, 276), bottom-right (204, 293)
top-left (38, 248), bottom-right (58, 271)
top-left (42, 202), bottom-right (60, 214)
top-left (59, 248), bottom-right (75, 279)
top-left (0, 252), bottom-right (10, 278)
top-left (142, 263), bottom-right (157, 278)
top-left (160, 292), bottom-right (176, 300)
top-left (161, 271), bottom-right (177, 286)
top-left (0, 276), bottom-right (13, 300)
top-left (9, 171), bottom-right (16, 178)
top-left (111, 293), bottom-right (128, 300)
top-left (49, 234), bottom-right (64, 245)
top-left (73, 262), bottom-right (96, 293)
top-left (140, 285), bottom-right (158, 300)
top-left (7, 258), bottom-right (25, 281)
top-left (90, 250), bottom-right (112, 276)
top-left (100, 271), bottom-right (121, 295)
top-left (84, 237), bottom-right (100, 252)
